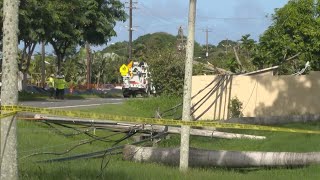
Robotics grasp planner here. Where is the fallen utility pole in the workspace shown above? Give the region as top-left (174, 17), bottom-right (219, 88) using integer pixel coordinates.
top-left (123, 145), bottom-right (320, 168)
top-left (193, 60), bottom-right (233, 74)
top-left (223, 114), bottom-right (320, 125)
top-left (233, 46), bottom-right (243, 69)
top-left (29, 114), bottom-right (266, 140)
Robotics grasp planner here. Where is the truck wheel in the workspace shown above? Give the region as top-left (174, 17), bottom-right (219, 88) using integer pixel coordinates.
top-left (123, 89), bottom-right (130, 98)
top-left (123, 94), bottom-right (130, 98)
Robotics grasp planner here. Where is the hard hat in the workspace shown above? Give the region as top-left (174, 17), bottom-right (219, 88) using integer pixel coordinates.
top-left (50, 74), bottom-right (54, 77)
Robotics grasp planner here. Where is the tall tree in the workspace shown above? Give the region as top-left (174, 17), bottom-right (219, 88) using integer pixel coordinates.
top-left (43, 0), bottom-right (126, 73)
top-left (1, 0), bottom-right (44, 88)
top-left (1, 0), bottom-right (20, 179)
top-left (19, 0), bottom-right (48, 88)
top-left (239, 34), bottom-right (256, 61)
top-left (255, 0), bottom-right (320, 74)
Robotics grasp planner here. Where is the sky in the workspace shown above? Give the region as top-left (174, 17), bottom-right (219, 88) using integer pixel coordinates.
top-left (103, 0), bottom-right (288, 48)
top-left (34, 0), bottom-right (289, 53)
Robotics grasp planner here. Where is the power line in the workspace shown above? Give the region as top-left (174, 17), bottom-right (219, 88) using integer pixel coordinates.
top-left (197, 16), bottom-right (272, 21)
top-left (139, 3), bottom-right (178, 24)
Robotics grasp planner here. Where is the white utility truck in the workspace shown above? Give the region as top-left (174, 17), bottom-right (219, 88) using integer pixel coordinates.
top-left (120, 61), bottom-right (156, 98)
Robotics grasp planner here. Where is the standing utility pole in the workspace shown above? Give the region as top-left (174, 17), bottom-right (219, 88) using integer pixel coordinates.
top-left (41, 41), bottom-right (46, 88)
top-left (1, 0), bottom-right (20, 179)
top-left (127, 0), bottom-right (137, 62)
top-left (128, 0), bottom-right (133, 61)
top-left (177, 26), bottom-right (185, 51)
top-left (222, 38), bottom-right (231, 54)
top-left (203, 28), bottom-right (212, 58)
top-left (180, 0), bottom-right (197, 172)
top-left (86, 42), bottom-right (91, 89)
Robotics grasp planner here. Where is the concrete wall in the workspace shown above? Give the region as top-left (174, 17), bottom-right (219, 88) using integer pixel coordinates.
top-left (191, 71), bottom-right (320, 120)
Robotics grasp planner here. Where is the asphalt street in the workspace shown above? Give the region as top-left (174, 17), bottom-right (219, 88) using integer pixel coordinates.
top-left (19, 98), bottom-right (124, 109)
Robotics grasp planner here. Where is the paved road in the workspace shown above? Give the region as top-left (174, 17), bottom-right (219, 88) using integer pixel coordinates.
top-left (19, 98), bottom-right (124, 109)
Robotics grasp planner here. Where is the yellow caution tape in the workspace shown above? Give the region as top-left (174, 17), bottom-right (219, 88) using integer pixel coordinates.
top-left (0, 111), bottom-right (18, 118)
top-left (1, 105), bottom-right (320, 134)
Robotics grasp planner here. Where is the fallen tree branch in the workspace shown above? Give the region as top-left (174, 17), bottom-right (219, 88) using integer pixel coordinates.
top-left (285, 52), bottom-right (301, 62)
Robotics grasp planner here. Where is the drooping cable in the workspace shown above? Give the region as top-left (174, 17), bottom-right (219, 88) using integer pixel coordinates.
top-left (195, 75), bottom-right (232, 120)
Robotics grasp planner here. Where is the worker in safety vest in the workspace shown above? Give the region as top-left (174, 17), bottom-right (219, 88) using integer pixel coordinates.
top-left (127, 60), bottom-right (133, 77)
top-left (47, 74), bottom-right (55, 98)
top-left (55, 75), bottom-right (66, 99)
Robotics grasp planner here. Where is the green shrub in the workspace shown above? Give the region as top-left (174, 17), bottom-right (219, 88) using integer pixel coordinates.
top-left (228, 97), bottom-right (243, 118)
top-left (147, 48), bottom-right (204, 96)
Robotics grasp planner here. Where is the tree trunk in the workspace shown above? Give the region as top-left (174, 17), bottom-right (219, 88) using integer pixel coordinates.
top-left (22, 71), bottom-right (28, 89)
top-left (57, 54), bottom-right (62, 74)
top-left (1, 0), bottom-right (20, 179)
top-left (21, 42), bottom-right (36, 89)
top-left (123, 145), bottom-right (320, 168)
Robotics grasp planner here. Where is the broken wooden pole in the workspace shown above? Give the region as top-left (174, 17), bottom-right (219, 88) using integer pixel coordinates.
top-left (123, 145), bottom-right (320, 168)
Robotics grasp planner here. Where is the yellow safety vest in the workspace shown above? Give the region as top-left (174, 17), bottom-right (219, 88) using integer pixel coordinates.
top-left (47, 77), bottom-right (55, 88)
top-left (56, 78), bottom-right (66, 90)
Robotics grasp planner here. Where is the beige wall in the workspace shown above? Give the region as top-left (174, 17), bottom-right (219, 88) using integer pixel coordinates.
top-left (192, 72), bottom-right (320, 120)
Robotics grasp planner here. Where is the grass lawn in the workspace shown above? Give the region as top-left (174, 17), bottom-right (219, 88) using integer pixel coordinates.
top-left (17, 97), bottom-right (320, 179)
